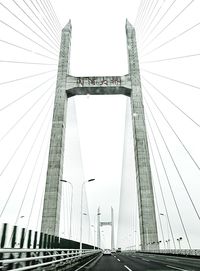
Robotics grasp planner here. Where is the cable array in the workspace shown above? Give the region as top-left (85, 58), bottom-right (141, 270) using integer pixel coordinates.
top-left (0, 0), bottom-right (92, 245)
top-left (0, 0), bottom-right (61, 234)
top-left (132, 0), bottom-right (200, 249)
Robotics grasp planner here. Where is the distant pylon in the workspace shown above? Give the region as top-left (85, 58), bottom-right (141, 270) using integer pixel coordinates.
top-left (97, 207), bottom-right (115, 249)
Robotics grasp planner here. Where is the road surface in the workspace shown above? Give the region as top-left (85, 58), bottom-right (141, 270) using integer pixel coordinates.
top-left (89, 252), bottom-right (200, 271)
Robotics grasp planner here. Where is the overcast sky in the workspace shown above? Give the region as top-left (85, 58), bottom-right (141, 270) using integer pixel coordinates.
top-left (51, 0), bottom-right (200, 249)
top-left (0, 0), bottom-right (200, 250)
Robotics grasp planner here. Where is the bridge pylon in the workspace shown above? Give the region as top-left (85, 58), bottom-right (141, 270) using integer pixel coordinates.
top-left (41, 19), bottom-right (159, 250)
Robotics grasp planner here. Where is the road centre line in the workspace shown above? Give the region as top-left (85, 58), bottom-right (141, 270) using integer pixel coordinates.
top-left (124, 265), bottom-right (133, 271)
top-left (167, 265), bottom-right (189, 271)
top-left (166, 258), bottom-right (180, 262)
top-left (117, 258), bottom-right (121, 261)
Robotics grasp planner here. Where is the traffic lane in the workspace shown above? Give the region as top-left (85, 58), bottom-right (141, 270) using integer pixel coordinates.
top-left (116, 253), bottom-right (170, 270)
top-left (117, 253), bottom-right (200, 271)
top-left (89, 254), bottom-right (133, 271)
top-left (89, 253), bottom-right (177, 271)
top-left (134, 253), bottom-right (200, 270)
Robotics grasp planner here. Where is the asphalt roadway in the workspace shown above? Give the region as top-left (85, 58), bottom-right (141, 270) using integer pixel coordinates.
top-left (88, 252), bottom-right (200, 271)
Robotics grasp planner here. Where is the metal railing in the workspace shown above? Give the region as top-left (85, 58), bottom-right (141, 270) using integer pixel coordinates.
top-left (0, 223), bottom-right (97, 251)
top-left (124, 249), bottom-right (200, 257)
top-left (0, 248), bottom-right (101, 270)
top-left (142, 249), bottom-right (200, 256)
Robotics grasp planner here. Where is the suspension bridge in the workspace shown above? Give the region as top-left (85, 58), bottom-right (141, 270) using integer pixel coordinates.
top-left (0, 0), bottom-right (200, 270)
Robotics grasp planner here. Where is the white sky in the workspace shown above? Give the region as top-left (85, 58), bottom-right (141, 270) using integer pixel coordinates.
top-left (52, 0), bottom-right (140, 249)
top-left (52, 0), bottom-right (200, 249)
top-left (0, 0), bottom-right (200, 250)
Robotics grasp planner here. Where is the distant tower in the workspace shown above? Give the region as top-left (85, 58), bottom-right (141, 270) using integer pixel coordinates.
top-left (41, 19), bottom-right (158, 250)
top-left (97, 207), bottom-right (115, 249)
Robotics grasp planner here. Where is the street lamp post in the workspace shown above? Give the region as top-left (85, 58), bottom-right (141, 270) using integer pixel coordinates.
top-left (165, 239), bottom-right (170, 249)
top-left (157, 240), bottom-right (162, 250)
top-left (96, 211), bottom-right (101, 248)
top-left (177, 237), bottom-right (182, 249)
top-left (60, 180), bottom-right (73, 239)
top-left (80, 179), bottom-right (95, 252)
top-left (91, 210), bottom-right (101, 250)
top-left (160, 213), bottom-right (170, 249)
top-left (134, 230), bottom-right (137, 250)
top-left (91, 225), bottom-right (95, 250)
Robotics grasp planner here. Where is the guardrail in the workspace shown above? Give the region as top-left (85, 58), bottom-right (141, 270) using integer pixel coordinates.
top-left (0, 248), bottom-right (101, 270)
top-left (0, 223), bottom-right (97, 250)
top-left (142, 249), bottom-right (200, 256)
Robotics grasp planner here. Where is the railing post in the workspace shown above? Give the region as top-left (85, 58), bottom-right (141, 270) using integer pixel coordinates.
top-left (50, 235), bottom-right (54, 248)
top-left (20, 228), bottom-right (25, 248)
top-left (47, 234), bottom-right (51, 248)
top-left (11, 225), bottom-right (17, 248)
top-left (43, 233), bottom-right (47, 248)
top-left (27, 230), bottom-right (32, 248)
top-left (1, 223), bottom-right (7, 248)
top-left (55, 236), bottom-right (59, 248)
top-left (39, 232), bottom-right (43, 248)
top-left (33, 231), bottom-right (37, 249)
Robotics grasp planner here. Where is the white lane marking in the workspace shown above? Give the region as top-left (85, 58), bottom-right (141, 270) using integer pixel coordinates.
top-left (142, 258), bottom-right (150, 262)
top-left (117, 258), bottom-right (121, 261)
top-left (166, 265), bottom-right (188, 271)
top-left (124, 265), bottom-right (133, 271)
top-left (166, 258), bottom-right (180, 262)
top-left (74, 254), bottom-right (102, 271)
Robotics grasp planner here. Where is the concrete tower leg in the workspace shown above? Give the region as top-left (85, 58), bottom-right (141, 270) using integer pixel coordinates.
top-left (126, 20), bottom-right (158, 250)
top-left (41, 21), bottom-right (72, 236)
